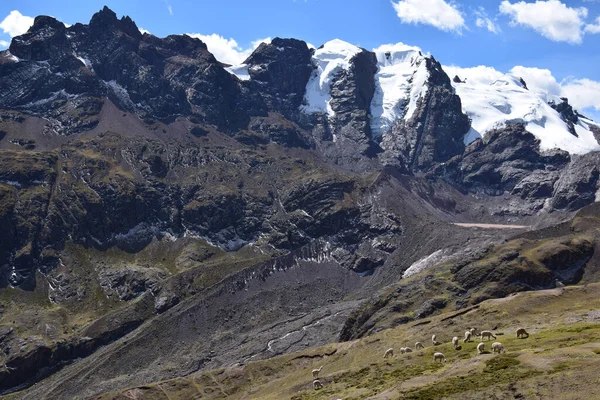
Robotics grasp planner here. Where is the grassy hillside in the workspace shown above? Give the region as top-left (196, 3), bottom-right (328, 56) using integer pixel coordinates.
top-left (91, 283), bottom-right (600, 400)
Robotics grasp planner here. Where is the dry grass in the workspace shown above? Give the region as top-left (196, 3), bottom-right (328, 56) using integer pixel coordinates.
top-left (93, 283), bottom-right (600, 400)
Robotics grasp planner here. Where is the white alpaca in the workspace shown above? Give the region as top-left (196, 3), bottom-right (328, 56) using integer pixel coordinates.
top-left (432, 334), bottom-right (441, 346)
top-left (312, 366), bottom-right (323, 379)
top-left (477, 342), bottom-right (485, 354)
top-left (404, 347), bottom-right (413, 353)
top-left (415, 342), bottom-right (425, 349)
top-left (384, 348), bottom-right (394, 359)
top-left (452, 336), bottom-right (459, 347)
top-left (470, 327), bottom-right (479, 336)
top-left (464, 331), bottom-right (472, 343)
top-left (516, 328), bottom-right (529, 338)
top-left (433, 352), bottom-right (446, 362)
top-left (313, 379), bottom-right (323, 390)
top-left (480, 330), bottom-right (497, 341)
top-left (492, 342), bottom-right (506, 354)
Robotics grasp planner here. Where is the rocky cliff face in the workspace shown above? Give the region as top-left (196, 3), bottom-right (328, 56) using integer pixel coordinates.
top-left (1, 6), bottom-right (600, 398)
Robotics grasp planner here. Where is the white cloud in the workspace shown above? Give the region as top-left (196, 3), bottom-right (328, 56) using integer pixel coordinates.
top-left (186, 34), bottom-right (271, 65)
top-left (561, 78), bottom-right (600, 112)
top-left (475, 7), bottom-right (501, 34)
top-left (391, 0), bottom-right (465, 33)
top-left (499, 0), bottom-right (588, 44)
top-left (164, 0), bottom-right (173, 15)
top-left (139, 27), bottom-right (151, 35)
top-left (0, 39), bottom-right (9, 48)
top-left (585, 16), bottom-right (600, 34)
top-left (509, 66), bottom-right (561, 98)
top-left (0, 10), bottom-right (34, 38)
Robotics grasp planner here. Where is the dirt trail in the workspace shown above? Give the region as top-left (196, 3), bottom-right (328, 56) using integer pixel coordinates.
top-left (453, 223), bottom-right (530, 229)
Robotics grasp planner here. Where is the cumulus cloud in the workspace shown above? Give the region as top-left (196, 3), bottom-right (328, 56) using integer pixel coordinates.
top-left (139, 27), bottom-right (151, 35)
top-left (475, 7), bottom-right (501, 34)
top-left (509, 66), bottom-right (561, 98)
top-left (561, 78), bottom-right (600, 112)
top-left (186, 34), bottom-right (271, 65)
top-left (499, 0), bottom-right (588, 44)
top-left (391, 0), bottom-right (465, 33)
top-left (0, 10), bottom-right (34, 38)
top-left (0, 40), bottom-right (9, 48)
top-left (585, 16), bottom-right (600, 34)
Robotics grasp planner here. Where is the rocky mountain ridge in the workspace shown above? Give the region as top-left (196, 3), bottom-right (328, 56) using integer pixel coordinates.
top-left (0, 6), bottom-right (599, 399)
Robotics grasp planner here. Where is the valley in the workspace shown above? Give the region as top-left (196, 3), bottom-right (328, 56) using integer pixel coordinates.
top-left (0, 5), bottom-right (598, 399)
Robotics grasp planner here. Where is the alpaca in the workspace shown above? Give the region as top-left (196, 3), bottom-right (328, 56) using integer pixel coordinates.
top-left (480, 330), bottom-right (497, 341)
top-left (433, 352), bottom-right (446, 362)
top-left (384, 348), bottom-right (394, 359)
top-left (312, 366), bottom-right (323, 379)
top-left (463, 331), bottom-right (472, 343)
top-left (415, 342), bottom-right (425, 349)
top-left (313, 379), bottom-right (323, 390)
top-left (452, 336), bottom-right (459, 347)
top-left (516, 328), bottom-right (529, 338)
top-left (492, 342), bottom-right (506, 354)
top-left (432, 334), bottom-right (441, 346)
top-left (477, 342), bottom-right (485, 354)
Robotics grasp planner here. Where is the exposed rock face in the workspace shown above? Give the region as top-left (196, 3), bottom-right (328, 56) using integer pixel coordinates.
top-left (245, 38), bottom-right (313, 120)
top-left (327, 50), bottom-right (379, 153)
top-left (551, 152), bottom-right (600, 211)
top-left (380, 57), bottom-right (470, 171)
top-left (436, 124), bottom-right (570, 197)
top-left (1, 6), bottom-right (600, 398)
top-left (549, 97), bottom-right (579, 136)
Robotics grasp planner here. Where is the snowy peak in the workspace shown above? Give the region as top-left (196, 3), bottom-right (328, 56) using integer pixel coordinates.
top-left (301, 39), bottom-right (363, 116)
top-left (445, 65), bottom-right (600, 154)
top-left (301, 40), bottom-right (434, 138)
top-left (370, 43), bottom-right (429, 137)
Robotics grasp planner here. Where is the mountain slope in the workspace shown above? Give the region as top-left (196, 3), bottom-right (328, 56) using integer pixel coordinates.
top-left (0, 6), bottom-right (599, 399)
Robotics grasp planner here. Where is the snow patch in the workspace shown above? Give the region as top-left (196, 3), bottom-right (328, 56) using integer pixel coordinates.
top-left (301, 39), bottom-right (362, 116)
top-left (225, 64), bottom-right (250, 81)
top-left (105, 80), bottom-right (135, 109)
top-left (74, 54), bottom-right (93, 71)
top-left (370, 43), bottom-right (429, 137)
top-left (403, 249), bottom-right (452, 279)
top-left (444, 65), bottom-right (600, 154)
top-left (19, 89), bottom-right (78, 109)
top-left (1, 51), bottom-right (21, 63)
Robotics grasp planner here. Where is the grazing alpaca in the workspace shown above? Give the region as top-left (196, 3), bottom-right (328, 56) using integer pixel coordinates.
top-left (384, 348), bottom-right (394, 359)
top-left (516, 328), bottom-right (529, 338)
top-left (415, 342), bottom-right (425, 349)
top-left (470, 327), bottom-right (479, 336)
top-left (432, 334), bottom-right (441, 346)
top-left (433, 352), bottom-right (446, 362)
top-left (492, 342), bottom-right (506, 354)
top-left (404, 347), bottom-right (413, 353)
top-left (464, 331), bottom-right (472, 343)
top-left (312, 366), bottom-right (323, 379)
top-left (477, 342), bottom-right (485, 354)
top-left (452, 336), bottom-right (459, 347)
top-left (480, 330), bottom-right (497, 341)
top-left (313, 379), bottom-right (323, 390)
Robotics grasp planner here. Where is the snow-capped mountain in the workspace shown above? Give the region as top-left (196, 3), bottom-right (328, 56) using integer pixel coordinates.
top-left (444, 65), bottom-right (600, 154)
top-left (2, 7), bottom-right (600, 398)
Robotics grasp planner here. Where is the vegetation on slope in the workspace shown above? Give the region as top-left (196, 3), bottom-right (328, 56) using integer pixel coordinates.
top-left (91, 283), bottom-right (600, 400)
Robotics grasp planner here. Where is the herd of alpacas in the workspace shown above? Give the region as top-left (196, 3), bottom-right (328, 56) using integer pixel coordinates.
top-left (310, 327), bottom-right (529, 391)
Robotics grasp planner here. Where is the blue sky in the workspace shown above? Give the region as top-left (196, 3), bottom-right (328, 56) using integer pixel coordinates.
top-left (1, 0), bottom-right (600, 119)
